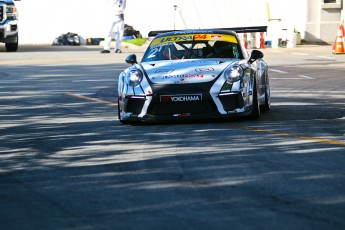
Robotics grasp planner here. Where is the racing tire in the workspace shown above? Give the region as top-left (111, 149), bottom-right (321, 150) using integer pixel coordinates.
top-left (248, 80), bottom-right (261, 119)
top-left (261, 81), bottom-right (270, 112)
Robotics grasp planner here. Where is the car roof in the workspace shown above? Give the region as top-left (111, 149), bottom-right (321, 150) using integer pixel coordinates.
top-left (148, 26), bottom-right (267, 37)
top-left (152, 30), bottom-right (237, 39)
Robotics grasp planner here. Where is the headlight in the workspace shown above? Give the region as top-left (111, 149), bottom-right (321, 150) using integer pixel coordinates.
top-left (224, 66), bottom-right (244, 83)
top-left (6, 7), bottom-right (16, 14)
top-left (125, 69), bottom-right (143, 87)
top-left (6, 7), bottom-right (18, 20)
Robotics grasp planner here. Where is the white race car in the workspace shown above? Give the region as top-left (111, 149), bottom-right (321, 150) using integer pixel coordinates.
top-left (117, 27), bottom-right (270, 123)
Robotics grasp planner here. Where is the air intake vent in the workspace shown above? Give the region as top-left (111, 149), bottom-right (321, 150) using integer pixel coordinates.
top-left (0, 6), bottom-right (4, 22)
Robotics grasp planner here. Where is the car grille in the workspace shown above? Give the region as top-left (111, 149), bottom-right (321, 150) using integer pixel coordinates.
top-left (0, 6), bottom-right (4, 22)
top-left (148, 99), bottom-right (217, 116)
top-left (150, 82), bottom-right (214, 95)
top-left (148, 82), bottom-right (218, 116)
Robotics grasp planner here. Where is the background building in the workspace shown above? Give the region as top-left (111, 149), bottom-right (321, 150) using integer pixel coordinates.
top-left (306, 0), bottom-right (344, 43)
top-left (13, 0), bottom-right (344, 45)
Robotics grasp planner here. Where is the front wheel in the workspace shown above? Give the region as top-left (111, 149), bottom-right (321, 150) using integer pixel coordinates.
top-left (248, 80), bottom-right (261, 119)
top-left (261, 83), bottom-right (270, 112)
top-left (117, 98), bottom-right (125, 123)
top-left (6, 38), bottom-right (18, 52)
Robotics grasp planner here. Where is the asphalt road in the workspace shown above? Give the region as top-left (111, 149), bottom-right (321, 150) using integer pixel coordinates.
top-left (0, 44), bottom-right (345, 230)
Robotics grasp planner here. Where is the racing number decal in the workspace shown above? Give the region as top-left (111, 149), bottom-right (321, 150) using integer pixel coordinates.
top-left (147, 46), bottom-right (163, 59)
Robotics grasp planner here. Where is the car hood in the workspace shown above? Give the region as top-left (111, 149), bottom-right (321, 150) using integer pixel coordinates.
top-left (141, 59), bottom-right (237, 84)
top-left (1, 0), bottom-right (15, 4)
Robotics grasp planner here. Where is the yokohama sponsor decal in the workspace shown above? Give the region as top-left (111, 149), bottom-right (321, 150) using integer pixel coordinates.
top-left (161, 94), bottom-right (202, 103)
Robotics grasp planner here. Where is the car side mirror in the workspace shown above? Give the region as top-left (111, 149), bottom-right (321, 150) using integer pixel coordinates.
top-left (125, 54), bottom-right (137, 65)
top-left (248, 50), bottom-right (264, 64)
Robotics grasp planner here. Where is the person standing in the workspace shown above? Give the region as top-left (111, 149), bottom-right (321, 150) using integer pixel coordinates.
top-left (101, 0), bottom-right (126, 53)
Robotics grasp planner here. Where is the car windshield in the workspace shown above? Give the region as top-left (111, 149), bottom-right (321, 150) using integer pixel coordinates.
top-left (142, 33), bottom-right (244, 62)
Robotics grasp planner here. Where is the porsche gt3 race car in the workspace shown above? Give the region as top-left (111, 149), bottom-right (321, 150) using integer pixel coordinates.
top-left (117, 26), bottom-right (270, 123)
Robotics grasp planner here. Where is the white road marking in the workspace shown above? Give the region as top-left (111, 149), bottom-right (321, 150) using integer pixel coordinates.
top-left (72, 80), bottom-right (113, 82)
top-left (271, 77), bottom-right (304, 80)
top-left (270, 69), bottom-right (315, 80)
top-left (271, 75), bottom-right (315, 80)
top-left (317, 56), bottom-right (336, 60)
top-left (271, 90), bottom-right (345, 93)
top-left (271, 76), bottom-right (314, 80)
top-left (291, 52), bottom-right (309, 56)
top-left (270, 69), bottom-right (288, 74)
top-left (268, 50), bottom-right (284, 53)
top-left (1, 81), bottom-right (21, 84)
top-left (298, 75), bottom-right (315, 79)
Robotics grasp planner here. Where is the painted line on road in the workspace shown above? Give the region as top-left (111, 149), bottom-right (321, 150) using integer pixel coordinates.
top-left (291, 52), bottom-right (309, 56)
top-left (72, 80), bottom-right (114, 83)
top-left (270, 69), bottom-right (288, 74)
top-left (230, 125), bottom-right (345, 147)
top-left (269, 69), bottom-right (315, 80)
top-left (298, 75), bottom-right (315, 79)
top-left (271, 90), bottom-right (345, 94)
top-left (271, 77), bottom-right (307, 80)
top-left (271, 76), bottom-right (315, 80)
top-left (65, 93), bottom-right (117, 106)
top-left (66, 93), bottom-right (344, 147)
top-left (1, 80), bottom-right (21, 84)
top-left (317, 55), bottom-right (336, 60)
top-left (0, 57), bottom-right (115, 65)
top-left (268, 50), bottom-right (284, 53)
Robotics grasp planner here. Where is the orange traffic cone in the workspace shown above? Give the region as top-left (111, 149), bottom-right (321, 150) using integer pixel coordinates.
top-left (332, 24), bottom-right (345, 54)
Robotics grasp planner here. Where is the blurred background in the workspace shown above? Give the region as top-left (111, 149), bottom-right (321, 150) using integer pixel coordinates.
top-left (13, 0), bottom-right (344, 45)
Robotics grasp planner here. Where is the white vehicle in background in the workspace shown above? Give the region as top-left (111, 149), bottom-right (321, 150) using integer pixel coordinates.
top-left (0, 0), bottom-right (20, 52)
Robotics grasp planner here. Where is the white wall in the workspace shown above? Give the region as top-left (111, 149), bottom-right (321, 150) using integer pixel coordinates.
top-left (14, 0), bottom-right (307, 44)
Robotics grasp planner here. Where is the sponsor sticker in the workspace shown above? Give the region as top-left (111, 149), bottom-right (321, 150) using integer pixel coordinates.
top-left (195, 67), bottom-right (214, 72)
top-left (173, 113), bottom-right (191, 117)
top-left (211, 35), bottom-right (223, 40)
top-left (194, 34), bottom-right (207, 40)
top-left (161, 94), bottom-right (202, 103)
top-left (174, 79), bottom-right (189, 84)
top-left (162, 74), bottom-right (204, 79)
top-left (155, 69), bottom-right (174, 74)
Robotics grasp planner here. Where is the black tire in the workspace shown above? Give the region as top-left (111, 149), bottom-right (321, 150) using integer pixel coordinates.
top-left (248, 80), bottom-right (261, 119)
top-left (5, 37), bottom-right (18, 52)
top-left (261, 80), bottom-right (270, 112)
top-left (117, 98), bottom-right (125, 123)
